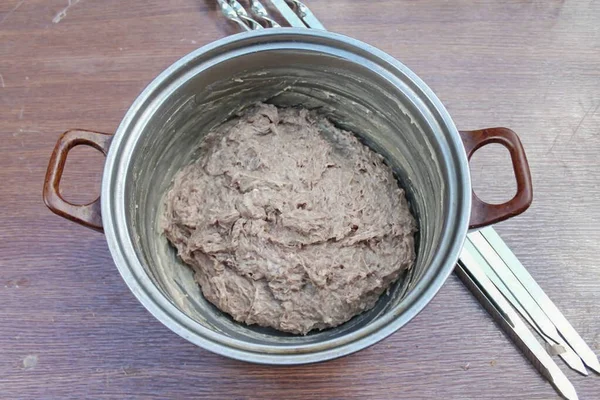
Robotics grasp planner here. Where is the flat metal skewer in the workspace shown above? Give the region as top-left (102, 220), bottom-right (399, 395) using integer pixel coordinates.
top-left (469, 232), bottom-right (565, 346)
top-left (267, 0), bottom-right (306, 27)
top-left (216, 0), bottom-right (251, 31)
top-left (458, 248), bottom-right (579, 400)
top-left (284, 0), bottom-right (325, 30)
top-left (479, 226), bottom-right (600, 374)
top-left (227, 0), bottom-right (264, 30)
top-left (249, 0), bottom-right (281, 27)
top-left (463, 239), bottom-right (588, 375)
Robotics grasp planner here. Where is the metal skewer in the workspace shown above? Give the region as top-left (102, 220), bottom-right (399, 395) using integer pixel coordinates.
top-left (249, 0), bottom-right (281, 27)
top-left (284, 0), bottom-right (325, 29)
top-left (216, 0), bottom-right (251, 31)
top-left (463, 239), bottom-right (588, 375)
top-left (468, 232), bottom-right (565, 345)
top-left (457, 248), bottom-right (579, 400)
top-left (267, 0), bottom-right (306, 27)
top-left (479, 227), bottom-right (600, 374)
top-left (227, 0), bottom-right (264, 30)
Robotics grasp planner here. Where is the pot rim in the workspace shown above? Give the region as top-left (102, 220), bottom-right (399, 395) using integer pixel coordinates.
top-left (101, 28), bottom-right (471, 364)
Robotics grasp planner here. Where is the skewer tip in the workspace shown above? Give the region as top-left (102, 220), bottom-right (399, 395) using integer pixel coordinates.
top-left (584, 355), bottom-right (600, 374)
top-left (553, 374), bottom-right (579, 400)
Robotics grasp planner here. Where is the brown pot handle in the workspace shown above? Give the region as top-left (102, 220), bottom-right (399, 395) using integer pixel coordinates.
top-left (459, 127), bottom-right (533, 229)
top-left (43, 129), bottom-right (113, 232)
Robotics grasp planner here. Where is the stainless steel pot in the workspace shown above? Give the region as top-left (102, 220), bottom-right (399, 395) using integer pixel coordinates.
top-left (43, 29), bottom-right (532, 364)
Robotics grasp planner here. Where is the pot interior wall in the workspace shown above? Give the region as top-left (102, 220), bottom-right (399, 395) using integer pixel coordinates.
top-left (125, 48), bottom-right (450, 345)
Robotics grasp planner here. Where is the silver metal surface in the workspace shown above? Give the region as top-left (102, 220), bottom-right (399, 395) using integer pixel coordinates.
top-left (216, 0), bottom-right (251, 31)
top-left (267, 0), bottom-right (306, 27)
top-left (101, 28), bottom-right (472, 364)
top-left (457, 249), bottom-right (579, 400)
top-left (249, 0), bottom-right (281, 27)
top-left (479, 227), bottom-right (600, 374)
top-left (284, 0), bottom-right (326, 29)
top-left (463, 239), bottom-right (587, 375)
top-left (468, 232), bottom-right (564, 345)
top-left (227, 0), bottom-right (264, 30)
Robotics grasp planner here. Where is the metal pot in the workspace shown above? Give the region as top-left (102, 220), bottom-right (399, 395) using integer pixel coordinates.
top-left (43, 29), bottom-right (532, 364)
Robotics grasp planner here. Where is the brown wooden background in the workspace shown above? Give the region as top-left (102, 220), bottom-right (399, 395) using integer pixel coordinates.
top-left (1, 0), bottom-right (599, 398)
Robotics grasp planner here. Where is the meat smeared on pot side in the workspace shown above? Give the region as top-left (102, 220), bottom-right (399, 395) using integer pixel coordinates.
top-left (162, 103), bottom-right (416, 334)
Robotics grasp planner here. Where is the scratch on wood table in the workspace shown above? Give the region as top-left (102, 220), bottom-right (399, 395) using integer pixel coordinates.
top-left (0, 0), bottom-right (24, 26)
top-left (52, 0), bottom-right (82, 24)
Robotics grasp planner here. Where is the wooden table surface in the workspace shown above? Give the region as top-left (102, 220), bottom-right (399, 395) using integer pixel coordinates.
top-left (1, 0), bottom-right (599, 398)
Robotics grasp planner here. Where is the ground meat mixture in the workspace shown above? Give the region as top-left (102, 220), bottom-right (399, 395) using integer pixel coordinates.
top-left (163, 103), bottom-right (416, 334)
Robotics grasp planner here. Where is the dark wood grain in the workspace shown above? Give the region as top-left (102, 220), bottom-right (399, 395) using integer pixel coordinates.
top-left (1, 0), bottom-right (599, 399)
